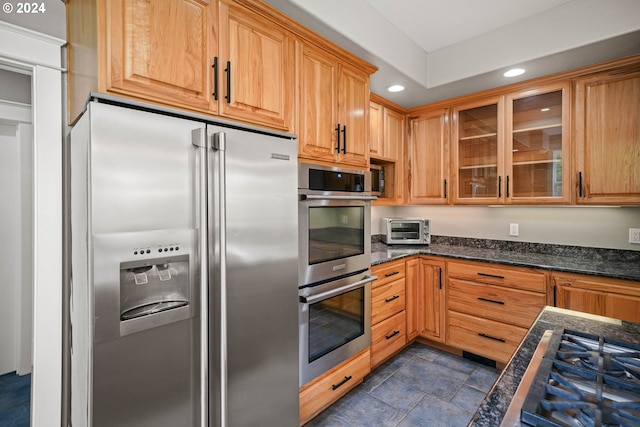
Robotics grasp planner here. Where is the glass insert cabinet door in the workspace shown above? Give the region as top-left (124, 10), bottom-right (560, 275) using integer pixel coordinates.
top-left (506, 83), bottom-right (570, 203)
top-left (453, 97), bottom-right (503, 203)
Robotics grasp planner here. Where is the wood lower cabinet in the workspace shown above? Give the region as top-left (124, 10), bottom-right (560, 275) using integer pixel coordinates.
top-left (299, 348), bottom-right (370, 426)
top-left (416, 257), bottom-right (447, 342)
top-left (446, 260), bottom-right (547, 364)
top-left (370, 260), bottom-right (407, 368)
top-left (552, 273), bottom-right (640, 323)
top-left (574, 63), bottom-right (640, 204)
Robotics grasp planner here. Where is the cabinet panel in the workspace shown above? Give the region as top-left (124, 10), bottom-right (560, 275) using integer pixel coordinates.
top-left (371, 311), bottom-right (406, 368)
top-left (218, 1), bottom-right (294, 130)
top-left (575, 69), bottom-right (640, 204)
top-left (448, 260), bottom-right (546, 293)
top-left (371, 279), bottom-right (405, 325)
top-left (338, 65), bottom-right (370, 167)
top-left (418, 258), bottom-right (446, 342)
top-left (448, 311), bottom-right (527, 364)
top-left (106, 0), bottom-right (216, 113)
top-left (405, 258), bottom-right (419, 341)
top-left (448, 278), bottom-right (545, 328)
top-left (409, 108), bottom-right (449, 204)
top-left (372, 261), bottom-right (406, 288)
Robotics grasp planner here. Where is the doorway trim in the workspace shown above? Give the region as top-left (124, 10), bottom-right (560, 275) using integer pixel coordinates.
top-left (0, 21), bottom-right (65, 426)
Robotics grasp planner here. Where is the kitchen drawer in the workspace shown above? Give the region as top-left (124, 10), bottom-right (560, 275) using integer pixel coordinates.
top-left (371, 310), bottom-right (406, 368)
top-left (371, 260), bottom-right (406, 289)
top-left (448, 278), bottom-right (545, 328)
top-left (299, 348), bottom-right (371, 425)
top-left (371, 277), bottom-right (405, 324)
top-left (447, 311), bottom-right (527, 364)
top-left (448, 260), bottom-right (546, 293)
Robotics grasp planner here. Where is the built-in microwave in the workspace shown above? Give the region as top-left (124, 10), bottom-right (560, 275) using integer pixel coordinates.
top-left (370, 164), bottom-right (384, 197)
top-left (382, 218), bottom-right (431, 245)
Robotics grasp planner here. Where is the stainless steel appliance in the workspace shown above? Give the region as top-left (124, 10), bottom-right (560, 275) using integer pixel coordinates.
top-left (382, 218), bottom-right (431, 245)
top-left (297, 163), bottom-right (376, 385)
top-left (502, 328), bottom-right (640, 427)
top-left (68, 96), bottom-right (299, 426)
top-left (370, 164), bottom-right (385, 197)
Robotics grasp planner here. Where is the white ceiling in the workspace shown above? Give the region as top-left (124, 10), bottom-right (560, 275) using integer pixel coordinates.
top-left (264, 0), bottom-right (640, 108)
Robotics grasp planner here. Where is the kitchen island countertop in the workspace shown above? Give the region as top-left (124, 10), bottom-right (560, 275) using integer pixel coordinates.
top-left (468, 306), bottom-right (640, 426)
top-left (371, 240), bottom-right (640, 282)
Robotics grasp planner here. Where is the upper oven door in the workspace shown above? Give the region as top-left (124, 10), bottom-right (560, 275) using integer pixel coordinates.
top-left (299, 196), bottom-right (373, 286)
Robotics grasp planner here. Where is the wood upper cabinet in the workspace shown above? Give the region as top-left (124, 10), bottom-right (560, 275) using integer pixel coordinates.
top-left (574, 65), bottom-right (640, 204)
top-left (552, 273), bottom-right (640, 323)
top-left (296, 41), bottom-right (371, 167)
top-left (451, 83), bottom-right (570, 205)
top-left (67, 0), bottom-right (218, 121)
top-left (408, 108), bottom-right (450, 205)
top-left (67, 0), bottom-right (294, 130)
top-left (218, 0), bottom-right (294, 130)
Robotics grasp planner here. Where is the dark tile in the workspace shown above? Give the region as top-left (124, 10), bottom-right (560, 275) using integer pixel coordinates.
top-left (404, 342), bottom-right (443, 362)
top-left (369, 375), bottom-right (426, 413)
top-left (451, 384), bottom-right (489, 414)
top-left (465, 366), bottom-right (500, 393)
top-left (398, 395), bottom-right (473, 427)
top-left (433, 352), bottom-right (478, 375)
top-left (394, 358), bottom-right (468, 400)
top-left (307, 388), bottom-right (405, 427)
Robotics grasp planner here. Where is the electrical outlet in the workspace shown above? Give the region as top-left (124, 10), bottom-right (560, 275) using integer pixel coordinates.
top-left (509, 223), bottom-right (519, 237)
top-left (630, 228), bottom-right (640, 244)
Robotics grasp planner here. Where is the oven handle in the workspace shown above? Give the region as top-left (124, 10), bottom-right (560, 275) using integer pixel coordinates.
top-left (300, 194), bottom-right (378, 201)
top-left (300, 275), bottom-right (377, 305)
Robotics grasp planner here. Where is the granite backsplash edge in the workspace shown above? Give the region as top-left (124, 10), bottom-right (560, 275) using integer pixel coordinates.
top-left (371, 234), bottom-right (640, 263)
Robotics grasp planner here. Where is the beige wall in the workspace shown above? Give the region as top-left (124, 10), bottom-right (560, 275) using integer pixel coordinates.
top-left (372, 205), bottom-right (640, 251)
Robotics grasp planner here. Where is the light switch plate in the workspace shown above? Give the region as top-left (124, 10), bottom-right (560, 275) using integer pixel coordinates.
top-left (509, 223), bottom-right (519, 237)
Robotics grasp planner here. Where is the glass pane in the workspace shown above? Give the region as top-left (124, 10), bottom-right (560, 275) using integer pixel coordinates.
top-left (511, 90), bottom-right (563, 198)
top-left (459, 104), bottom-right (498, 138)
top-left (308, 206), bottom-right (364, 265)
top-left (458, 166), bottom-right (498, 198)
top-left (308, 287), bottom-right (364, 363)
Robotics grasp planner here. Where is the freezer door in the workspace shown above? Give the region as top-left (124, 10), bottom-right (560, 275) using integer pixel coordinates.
top-left (207, 126), bottom-right (299, 427)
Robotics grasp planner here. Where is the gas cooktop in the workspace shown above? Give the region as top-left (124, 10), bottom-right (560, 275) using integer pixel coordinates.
top-left (520, 328), bottom-right (640, 427)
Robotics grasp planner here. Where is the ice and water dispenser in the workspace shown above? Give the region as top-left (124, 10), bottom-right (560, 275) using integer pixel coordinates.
top-left (92, 229), bottom-right (197, 342)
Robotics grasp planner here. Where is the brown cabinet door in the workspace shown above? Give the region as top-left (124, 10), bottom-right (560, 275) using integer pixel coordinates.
top-left (369, 101), bottom-right (384, 157)
top-left (405, 258), bottom-right (420, 341)
top-left (296, 42), bottom-right (340, 163)
top-left (554, 281), bottom-right (606, 317)
top-left (338, 65), bottom-right (370, 167)
top-left (409, 108), bottom-right (450, 204)
top-left (574, 68), bottom-right (640, 204)
top-left (419, 258), bottom-right (446, 343)
top-left (384, 107), bottom-right (405, 162)
top-left (107, 0), bottom-right (217, 113)
top-left (218, 1), bottom-right (294, 130)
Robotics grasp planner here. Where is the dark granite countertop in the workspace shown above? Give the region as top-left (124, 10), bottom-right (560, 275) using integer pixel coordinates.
top-left (370, 236), bottom-right (640, 282)
top-left (468, 306), bottom-right (640, 426)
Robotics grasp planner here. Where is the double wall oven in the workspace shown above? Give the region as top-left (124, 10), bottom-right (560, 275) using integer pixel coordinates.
top-left (298, 163), bottom-right (377, 386)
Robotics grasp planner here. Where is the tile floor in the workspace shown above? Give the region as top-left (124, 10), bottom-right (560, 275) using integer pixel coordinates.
top-left (0, 372), bottom-right (31, 427)
top-left (305, 342), bottom-right (500, 427)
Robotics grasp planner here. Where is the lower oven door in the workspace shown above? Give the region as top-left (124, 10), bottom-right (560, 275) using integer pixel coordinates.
top-left (299, 270), bottom-right (375, 386)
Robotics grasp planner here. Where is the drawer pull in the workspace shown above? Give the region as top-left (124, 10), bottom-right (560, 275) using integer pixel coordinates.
top-left (385, 330), bottom-right (400, 340)
top-left (478, 333), bottom-right (506, 343)
top-left (477, 297), bottom-right (505, 305)
top-left (384, 271), bottom-right (400, 277)
top-left (331, 375), bottom-right (352, 391)
top-left (477, 272), bottom-right (505, 280)
top-left (385, 295), bottom-right (400, 303)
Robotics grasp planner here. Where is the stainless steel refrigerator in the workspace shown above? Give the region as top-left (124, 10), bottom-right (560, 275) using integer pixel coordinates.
top-left (67, 96), bottom-right (299, 426)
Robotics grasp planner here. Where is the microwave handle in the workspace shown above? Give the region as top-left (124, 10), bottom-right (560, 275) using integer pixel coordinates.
top-left (300, 275), bottom-right (377, 304)
top-left (301, 194), bottom-right (378, 201)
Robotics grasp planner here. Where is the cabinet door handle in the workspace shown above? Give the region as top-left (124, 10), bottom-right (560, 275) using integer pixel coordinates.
top-left (385, 295), bottom-right (400, 303)
top-left (341, 125), bottom-right (347, 154)
top-left (443, 179), bottom-right (447, 199)
top-left (335, 123), bottom-right (341, 153)
top-left (477, 297), bottom-right (505, 305)
top-left (331, 375), bottom-right (352, 391)
top-left (553, 285), bottom-right (557, 307)
top-left (224, 60), bottom-right (231, 103)
top-left (385, 330), bottom-right (400, 340)
top-left (506, 175), bottom-right (510, 198)
top-left (438, 267), bottom-right (442, 290)
top-left (498, 176), bottom-right (502, 198)
top-left (384, 271), bottom-right (399, 278)
top-left (578, 171), bottom-right (583, 198)
top-left (478, 333), bottom-right (506, 343)
top-left (211, 57), bottom-right (219, 100)
top-left (477, 272), bottom-right (505, 279)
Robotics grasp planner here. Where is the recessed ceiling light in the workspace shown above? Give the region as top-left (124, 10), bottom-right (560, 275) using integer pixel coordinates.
top-left (503, 68), bottom-right (525, 78)
top-left (387, 84), bottom-right (405, 93)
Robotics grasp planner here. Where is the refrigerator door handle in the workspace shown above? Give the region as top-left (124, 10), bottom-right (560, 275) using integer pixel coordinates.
top-left (212, 131), bottom-right (228, 427)
top-left (192, 128), bottom-right (210, 427)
